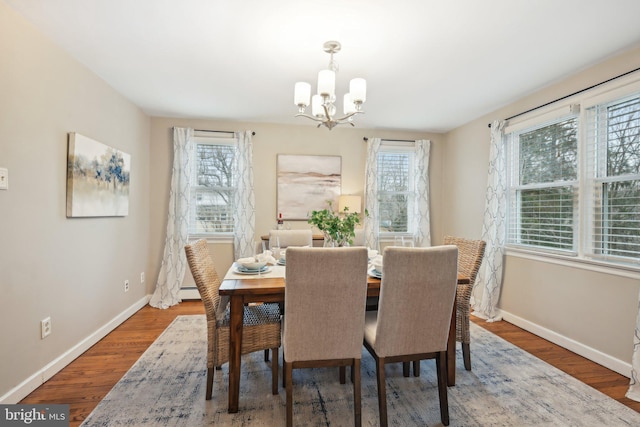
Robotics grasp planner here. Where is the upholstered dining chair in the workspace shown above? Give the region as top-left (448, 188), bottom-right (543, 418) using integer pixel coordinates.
top-left (363, 245), bottom-right (458, 427)
top-left (184, 239), bottom-right (281, 400)
top-left (268, 229), bottom-right (313, 248)
top-left (443, 235), bottom-right (486, 371)
top-left (283, 247), bottom-right (369, 427)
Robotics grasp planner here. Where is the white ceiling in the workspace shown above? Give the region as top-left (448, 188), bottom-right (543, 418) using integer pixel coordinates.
top-left (6, 0), bottom-right (640, 132)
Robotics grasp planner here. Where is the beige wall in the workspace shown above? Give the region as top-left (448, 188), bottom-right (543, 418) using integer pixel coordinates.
top-left (0, 2), bottom-right (151, 400)
top-left (149, 118), bottom-right (442, 281)
top-left (444, 44), bottom-right (640, 372)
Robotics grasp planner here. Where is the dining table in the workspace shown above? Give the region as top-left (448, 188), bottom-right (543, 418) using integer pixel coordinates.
top-left (219, 262), bottom-right (469, 413)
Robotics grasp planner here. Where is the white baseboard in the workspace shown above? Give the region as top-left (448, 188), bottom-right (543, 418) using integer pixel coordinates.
top-left (496, 308), bottom-right (632, 378)
top-left (0, 295), bottom-right (151, 404)
top-left (179, 287), bottom-right (201, 300)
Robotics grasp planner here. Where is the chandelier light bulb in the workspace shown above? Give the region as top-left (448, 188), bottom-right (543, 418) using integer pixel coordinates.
top-left (311, 95), bottom-right (324, 117)
top-left (344, 93), bottom-right (356, 114)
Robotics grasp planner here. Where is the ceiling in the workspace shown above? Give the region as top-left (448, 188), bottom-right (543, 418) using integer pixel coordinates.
top-left (6, 0), bottom-right (640, 132)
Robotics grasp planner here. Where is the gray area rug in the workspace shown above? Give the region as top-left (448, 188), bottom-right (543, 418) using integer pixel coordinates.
top-left (81, 315), bottom-right (640, 426)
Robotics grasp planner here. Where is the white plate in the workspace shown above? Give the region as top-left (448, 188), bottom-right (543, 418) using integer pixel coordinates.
top-left (277, 259), bottom-right (286, 266)
top-left (235, 266), bottom-right (272, 275)
top-left (368, 268), bottom-right (382, 279)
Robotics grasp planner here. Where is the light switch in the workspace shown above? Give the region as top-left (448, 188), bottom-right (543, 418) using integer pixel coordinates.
top-left (0, 168), bottom-right (7, 190)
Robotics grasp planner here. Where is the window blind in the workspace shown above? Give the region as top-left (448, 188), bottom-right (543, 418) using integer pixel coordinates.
top-left (507, 116), bottom-right (579, 252)
top-left (584, 94), bottom-right (640, 262)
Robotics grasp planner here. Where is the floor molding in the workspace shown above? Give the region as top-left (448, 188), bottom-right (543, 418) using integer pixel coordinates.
top-left (497, 308), bottom-right (632, 378)
top-left (1, 295), bottom-right (151, 404)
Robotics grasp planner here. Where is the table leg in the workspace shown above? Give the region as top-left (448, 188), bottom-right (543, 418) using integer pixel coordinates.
top-left (228, 296), bottom-right (244, 413)
top-left (447, 294), bottom-right (456, 386)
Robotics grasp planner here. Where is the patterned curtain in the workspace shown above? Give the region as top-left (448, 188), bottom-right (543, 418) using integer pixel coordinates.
top-left (364, 137), bottom-right (381, 250)
top-left (473, 120), bottom-right (507, 321)
top-left (626, 293), bottom-right (640, 401)
top-left (149, 127), bottom-right (193, 309)
top-left (233, 131), bottom-right (256, 259)
top-left (413, 139), bottom-right (431, 247)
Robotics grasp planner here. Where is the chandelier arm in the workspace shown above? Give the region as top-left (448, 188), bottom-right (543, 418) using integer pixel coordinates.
top-left (295, 113), bottom-right (327, 123)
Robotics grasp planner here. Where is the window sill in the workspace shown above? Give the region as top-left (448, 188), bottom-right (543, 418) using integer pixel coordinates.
top-left (504, 246), bottom-right (640, 280)
top-left (188, 234), bottom-right (234, 243)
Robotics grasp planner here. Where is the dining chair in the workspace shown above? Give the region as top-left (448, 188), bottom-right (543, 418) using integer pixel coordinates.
top-left (363, 245), bottom-right (458, 427)
top-left (283, 247), bottom-right (369, 427)
top-left (268, 229), bottom-right (313, 248)
top-left (184, 239), bottom-right (281, 400)
top-left (352, 228), bottom-right (365, 246)
top-left (443, 235), bottom-right (486, 371)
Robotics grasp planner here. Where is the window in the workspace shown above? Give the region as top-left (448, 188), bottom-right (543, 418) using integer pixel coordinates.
top-left (507, 115), bottom-right (579, 253)
top-left (505, 80), bottom-right (640, 267)
top-left (377, 146), bottom-right (415, 235)
top-left (189, 136), bottom-right (236, 236)
top-left (585, 94), bottom-right (640, 262)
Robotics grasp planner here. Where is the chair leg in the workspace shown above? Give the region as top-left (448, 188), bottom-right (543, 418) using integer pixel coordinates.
top-left (264, 349), bottom-right (270, 362)
top-left (375, 356), bottom-right (388, 427)
top-left (286, 361), bottom-right (293, 427)
top-left (413, 360), bottom-right (420, 377)
top-left (436, 351), bottom-right (450, 426)
top-left (205, 367), bottom-right (214, 400)
top-left (462, 342), bottom-right (471, 371)
top-left (272, 347), bottom-right (279, 395)
top-left (353, 359), bottom-right (362, 427)
top-left (340, 366), bottom-right (346, 384)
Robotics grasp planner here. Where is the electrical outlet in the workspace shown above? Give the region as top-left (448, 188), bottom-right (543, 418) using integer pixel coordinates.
top-left (140, 272), bottom-right (145, 284)
top-left (41, 317), bottom-right (51, 339)
top-left (124, 280), bottom-right (129, 292)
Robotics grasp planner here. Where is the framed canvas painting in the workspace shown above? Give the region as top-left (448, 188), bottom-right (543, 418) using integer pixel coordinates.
top-left (277, 154), bottom-right (341, 220)
top-left (66, 132), bottom-right (131, 217)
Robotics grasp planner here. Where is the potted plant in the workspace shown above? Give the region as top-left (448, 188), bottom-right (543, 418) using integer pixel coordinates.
top-left (308, 201), bottom-right (365, 247)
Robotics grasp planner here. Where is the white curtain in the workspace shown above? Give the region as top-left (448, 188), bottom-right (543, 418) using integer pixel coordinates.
top-left (473, 120), bottom-right (507, 321)
top-left (364, 137), bottom-right (381, 250)
top-left (626, 291), bottom-right (640, 401)
top-left (149, 127), bottom-right (193, 309)
top-left (413, 139), bottom-right (431, 247)
top-left (233, 131), bottom-right (256, 259)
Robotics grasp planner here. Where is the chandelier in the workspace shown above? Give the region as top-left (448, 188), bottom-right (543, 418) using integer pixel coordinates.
top-left (294, 41), bottom-right (366, 130)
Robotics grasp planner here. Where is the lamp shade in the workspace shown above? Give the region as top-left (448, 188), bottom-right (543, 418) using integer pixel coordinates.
top-left (317, 69), bottom-right (336, 97)
top-left (311, 95), bottom-right (324, 117)
top-left (350, 78), bottom-right (366, 103)
top-left (343, 93), bottom-right (356, 114)
top-left (294, 82), bottom-right (311, 107)
top-left (338, 195), bottom-right (361, 214)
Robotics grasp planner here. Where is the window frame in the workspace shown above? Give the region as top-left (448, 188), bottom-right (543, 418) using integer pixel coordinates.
top-left (187, 135), bottom-right (237, 240)
top-left (503, 75), bottom-right (640, 272)
top-left (376, 143), bottom-right (416, 239)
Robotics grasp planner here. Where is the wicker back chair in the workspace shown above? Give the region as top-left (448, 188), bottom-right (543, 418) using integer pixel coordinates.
top-left (443, 235), bottom-right (486, 371)
top-left (185, 239), bottom-right (281, 400)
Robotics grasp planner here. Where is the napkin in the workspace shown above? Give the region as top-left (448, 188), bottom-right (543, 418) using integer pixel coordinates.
top-left (257, 250), bottom-right (278, 265)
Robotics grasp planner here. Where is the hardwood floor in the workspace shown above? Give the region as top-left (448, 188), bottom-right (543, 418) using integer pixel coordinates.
top-left (19, 301), bottom-right (640, 426)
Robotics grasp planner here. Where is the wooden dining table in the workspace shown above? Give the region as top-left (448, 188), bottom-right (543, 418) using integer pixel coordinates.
top-left (219, 268), bottom-right (469, 413)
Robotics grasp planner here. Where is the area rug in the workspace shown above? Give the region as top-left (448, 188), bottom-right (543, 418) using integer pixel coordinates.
top-left (81, 315), bottom-right (640, 426)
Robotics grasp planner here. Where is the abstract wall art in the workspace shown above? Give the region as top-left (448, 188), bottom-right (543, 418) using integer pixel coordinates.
top-left (66, 132), bottom-right (131, 217)
top-left (276, 154), bottom-right (341, 220)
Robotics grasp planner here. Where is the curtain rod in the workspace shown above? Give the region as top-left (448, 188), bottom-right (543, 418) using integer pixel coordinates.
top-left (488, 66), bottom-right (640, 128)
top-left (362, 137), bottom-right (416, 142)
top-left (194, 129), bottom-right (256, 136)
